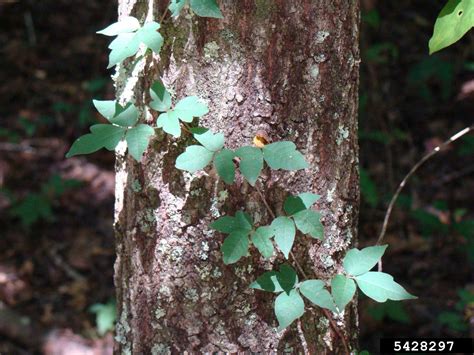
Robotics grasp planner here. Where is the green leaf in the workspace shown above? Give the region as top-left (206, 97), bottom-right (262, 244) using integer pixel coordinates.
top-left (283, 195), bottom-right (307, 215)
top-left (249, 271), bottom-right (283, 293)
top-left (343, 245), bottom-right (388, 276)
top-left (89, 300), bottom-right (116, 336)
top-left (107, 33), bottom-right (140, 68)
top-left (189, 0), bottom-right (223, 19)
top-left (150, 81), bottom-right (172, 112)
top-left (297, 192), bottom-right (320, 208)
top-left (125, 124), bottom-right (155, 161)
top-left (66, 124), bottom-right (126, 158)
top-left (251, 226), bottom-right (274, 259)
top-left (271, 216), bottom-right (296, 259)
top-left (355, 272), bottom-right (417, 302)
top-left (97, 16), bottom-right (140, 36)
top-left (276, 264), bottom-right (297, 294)
top-left (110, 104), bottom-right (139, 127)
top-left (157, 111), bottom-right (181, 138)
top-left (293, 209), bottom-right (324, 239)
top-left (11, 194), bottom-right (53, 227)
top-left (235, 146), bottom-right (263, 186)
top-left (175, 145), bottom-right (214, 172)
top-left (262, 141), bottom-right (308, 170)
top-left (331, 275), bottom-right (356, 311)
top-left (429, 0), bottom-right (474, 54)
top-left (275, 290), bottom-right (305, 330)
top-left (299, 280), bottom-right (337, 312)
top-left (89, 124), bottom-right (127, 150)
top-left (210, 211), bottom-right (252, 233)
top-left (193, 130), bottom-right (225, 152)
top-left (174, 96), bottom-right (209, 122)
top-left (136, 21), bottom-right (163, 53)
top-left (92, 100), bottom-right (116, 120)
top-left (169, 0), bottom-right (187, 17)
top-left (107, 33), bottom-right (140, 69)
top-left (221, 230), bottom-right (249, 264)
top-left (214, 149), bottom-right (235, 184)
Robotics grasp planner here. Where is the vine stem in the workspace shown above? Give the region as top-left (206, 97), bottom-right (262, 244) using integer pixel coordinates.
top-left (376, 125), bottom-right (474, 250)
top-left (254, 184), bottom-right (350, 355)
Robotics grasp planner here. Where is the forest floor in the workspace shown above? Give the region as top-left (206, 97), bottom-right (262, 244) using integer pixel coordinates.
top-left (0, 0), bottom-right (473, 353)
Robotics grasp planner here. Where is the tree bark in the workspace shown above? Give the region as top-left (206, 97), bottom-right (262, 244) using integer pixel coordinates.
top-left (113, 0), bottom-right (360, 353)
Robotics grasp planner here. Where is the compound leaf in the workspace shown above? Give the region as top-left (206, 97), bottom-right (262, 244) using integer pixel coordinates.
top-left (210, 211), bottom-right (252, 234)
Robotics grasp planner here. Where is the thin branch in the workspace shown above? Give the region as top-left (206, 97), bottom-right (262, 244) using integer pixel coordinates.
top-left (376, 125), bottom-right (474, 247)
top-left (322, 309), bottom-right (350, 355)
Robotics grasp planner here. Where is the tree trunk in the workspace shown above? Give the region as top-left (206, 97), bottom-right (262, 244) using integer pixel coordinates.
top-left (113, 0), bottom-right (360, 353)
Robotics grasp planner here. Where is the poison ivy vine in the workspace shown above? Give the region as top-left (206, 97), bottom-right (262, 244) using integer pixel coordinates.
top-left (66, 0), bottom-right (416, 335)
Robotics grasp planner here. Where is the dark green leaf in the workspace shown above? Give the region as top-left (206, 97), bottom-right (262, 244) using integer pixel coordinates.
top-left (235, 146), bottom-right (263, 186)
top-left (189, 0), bottom-right (223, 18)
top-left (283, 195), bottom-right (307, 215)
top-left (110, 104), bottom-right (139, 127)
top-left (249, 271), bottom-right (283, 293)
top-left (300, 280), bottom-right (337, 312)
top-left (150, 81), bottom-right (172, 112)
top-left (277, 264), bottom-right (297, 294)
top-left (210, 210), bottom-right (252, 233)
top-left (214, 149), bottom-right (235, 184)
top-left (221, 230), bottom-right (249, 264)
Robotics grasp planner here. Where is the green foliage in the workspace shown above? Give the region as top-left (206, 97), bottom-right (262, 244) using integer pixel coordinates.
top-left (355, 272), bottom-right (416, 302)
top-left (274, 289), bottom-right (305, 330)
top-left (359, 168), bottom-right (378, 208)
top-left (367, 300), bottom-right (411, 324)
top-left (262, 142), bottom-right (308, 170)
top-left (97, 17), bottom-right (164, 68)
top-left (438, 287), bottom-right (474, 332)
top-left (89, 299), bottom-right (117, 336)
top-left (189, 0), bottom-right (223, 18)
top-left (343, 245), bottom-right (387, 276)
top-left (67, 11), bottom-right (418, 333)
top-left (331, 274), bottom-right (356, 311)
top-left (429, 0), bottom-right (474, 54)
top-left (10, 175), bottom-right (80, 227)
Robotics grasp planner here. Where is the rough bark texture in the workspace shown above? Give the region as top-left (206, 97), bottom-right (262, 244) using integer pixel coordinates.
top-left (113, 0), bottom-right (360, 353)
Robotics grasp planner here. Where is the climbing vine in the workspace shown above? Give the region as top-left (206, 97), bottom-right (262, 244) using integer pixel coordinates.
top-left (66, 0), bottom-right (415, 338)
